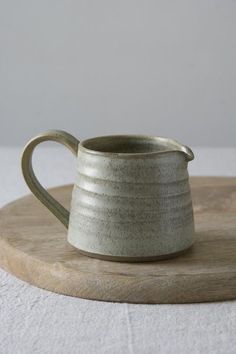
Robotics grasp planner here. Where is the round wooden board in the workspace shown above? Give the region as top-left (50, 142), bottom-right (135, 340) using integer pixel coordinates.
top-left (0, 177), bottom-right (236, 304)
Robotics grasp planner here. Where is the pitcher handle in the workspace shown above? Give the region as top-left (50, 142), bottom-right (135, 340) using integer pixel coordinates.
top-left (21, 130), bottom-right (79, 228)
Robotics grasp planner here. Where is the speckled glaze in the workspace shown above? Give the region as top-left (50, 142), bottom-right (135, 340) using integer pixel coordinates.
top-left (67, 135), bottom-right (195, 261)
top-left (22, 131), bottom-right (195, 262)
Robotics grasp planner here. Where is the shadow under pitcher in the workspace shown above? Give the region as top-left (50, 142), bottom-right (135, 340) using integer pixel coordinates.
top-left (21, 130), bottom-right (195, 262)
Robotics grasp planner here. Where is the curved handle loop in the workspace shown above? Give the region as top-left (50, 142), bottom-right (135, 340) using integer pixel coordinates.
top-left (21, 130), bottom-right (80, 228)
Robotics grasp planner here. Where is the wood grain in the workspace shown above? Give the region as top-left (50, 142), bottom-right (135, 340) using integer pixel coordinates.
top-left (0, 177), bottom-right (236, 304)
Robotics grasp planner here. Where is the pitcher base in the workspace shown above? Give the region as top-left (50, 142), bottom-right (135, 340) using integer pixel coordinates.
top-left (72, 246), bottom-right (193, 263)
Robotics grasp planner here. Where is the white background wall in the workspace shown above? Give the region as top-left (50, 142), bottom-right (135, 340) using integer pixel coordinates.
top-left (1, 0), bottom-right (235, 146)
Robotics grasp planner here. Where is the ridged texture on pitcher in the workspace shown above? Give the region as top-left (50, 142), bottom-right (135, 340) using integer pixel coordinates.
top-left (68, 149), bottom-right (194, 258)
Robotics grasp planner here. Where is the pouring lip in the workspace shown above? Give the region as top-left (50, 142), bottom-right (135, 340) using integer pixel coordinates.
top-left (79, 134), bottom-right (194, 161)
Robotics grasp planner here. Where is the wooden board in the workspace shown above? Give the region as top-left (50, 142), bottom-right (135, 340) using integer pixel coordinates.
top-left (0, 177), bottom-right (236, 304)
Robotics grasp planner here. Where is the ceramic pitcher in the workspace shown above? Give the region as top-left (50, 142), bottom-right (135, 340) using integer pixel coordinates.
top-left (22, 130), bottom-right (195, 262)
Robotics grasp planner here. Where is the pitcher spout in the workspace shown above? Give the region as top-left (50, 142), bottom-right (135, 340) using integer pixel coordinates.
top-left (180, 145), bottom-right (194, 162)
top-left (159, 137), bottom-right (194, 162)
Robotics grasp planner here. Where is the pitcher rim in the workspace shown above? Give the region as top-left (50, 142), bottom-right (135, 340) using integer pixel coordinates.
top-left (79, 135), bottom-right (194, 161)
